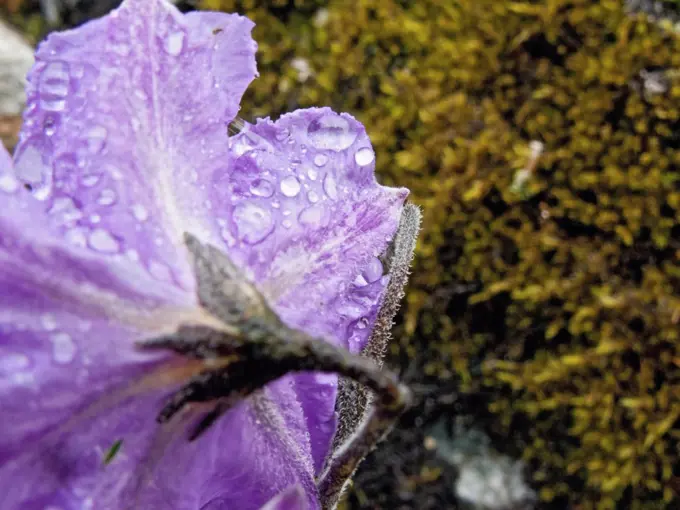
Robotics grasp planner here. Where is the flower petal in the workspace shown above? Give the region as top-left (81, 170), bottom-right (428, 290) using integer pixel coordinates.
top-left (1, 144), bottom-right (319, 509)
top-left (12, 0), bottom-right (257, 289)
top-left (259, 485), bottom-right (308, 510)
top-left (222, 108), bottom-right (407, 471)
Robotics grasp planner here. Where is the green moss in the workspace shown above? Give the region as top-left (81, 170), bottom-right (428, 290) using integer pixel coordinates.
top-left (203, 1), bottom-right (680, 507)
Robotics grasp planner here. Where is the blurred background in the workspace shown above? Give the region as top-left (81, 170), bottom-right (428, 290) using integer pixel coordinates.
top-left (2, 1), bottom-right (680, 509)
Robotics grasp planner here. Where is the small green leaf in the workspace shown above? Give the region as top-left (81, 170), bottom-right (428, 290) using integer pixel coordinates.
top-left (102, 439), bottom-right (123, 465)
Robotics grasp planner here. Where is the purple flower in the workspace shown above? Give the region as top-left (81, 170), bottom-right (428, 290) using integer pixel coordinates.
top-left (0, 1), bottom-right (420, 509)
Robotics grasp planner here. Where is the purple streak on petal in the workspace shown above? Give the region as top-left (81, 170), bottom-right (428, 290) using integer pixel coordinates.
top-left (13, 0), bottom-right (257, 290)
top-left (133, 397), bottom-right (319, 510)
top-left (221, 107), bottom-right (407, 471)
top-left (259, 485), bottom-right (308, 510)
top-left (0, 208), bottom-right (320, 509)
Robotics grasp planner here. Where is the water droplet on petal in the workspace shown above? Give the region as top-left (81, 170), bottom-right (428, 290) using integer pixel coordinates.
top-left (249, 178), bottom-right (275, 198)
top-left (232, 202), bottom-right (274, 244)
top-left (299, 204), bottom-right (328, 227)
top-left (280, 176), bottom-right (301, 197)
top-left (39, 61), bottom-right (70, 112)
top-left (41, 314), bottom-right (57, 331)
top-left (49, 197), bottom-right (82, 223)
top-left (165, 31), bottom-right (185, 56)
top-left (14, 146), bottom-right (47, 188)
top-left (97, 188), bottom-right (117, 206)
top-left (307, 114), bottom-right (357, 151)
top-left (43, 117), bottom-right (57, 136)
top-left (323, 173), bottom-right (337, 200)
top-left (65, 227), bottom-right (88, 247)
top-left (275, 128), bottom-right (290, 141)
top-left (354, 274), bottom-right (368, 287)
top-left (336, 301), bottom-right (365, 320)
top-left (354, 147), bottom-right (375, 166)
top-left (86, 126), bottom-right (108, 154)
top-left (81, 174), bottom-right (100, 187)
top-left (0, 174), bottom-right (18, 193)
top-left (3, 353), bottom-right (30, 371)
top-left (362, 257), bottom-right (383, 283)
top-left (307, 190), bottom-right (319, 203)
top-left (132, 204), bottom-right (149, 222)
top-left (307, 167), bottom-right (318, 181)
top-left (51, 333), bottom-right (76, 364)
top-left (314, 154), bottom-right (328, 167)
top-left (149, 260), bottom-right (173, 282)
top-left (89, 228), bottom-right (120, 253)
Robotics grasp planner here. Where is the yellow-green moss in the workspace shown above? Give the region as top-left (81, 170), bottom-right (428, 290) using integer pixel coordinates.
top-left (203, 1), bottom-right (680, 508)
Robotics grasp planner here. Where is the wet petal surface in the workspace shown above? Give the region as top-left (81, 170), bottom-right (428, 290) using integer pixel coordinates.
top-left (221, 108), bottom-right (407, 470)
top-left (0, 141), bottom-right (319, 509)
top-left (2, 0), bottom-right (408, 505)
top-left (13, 0), bottom-right (257, 290)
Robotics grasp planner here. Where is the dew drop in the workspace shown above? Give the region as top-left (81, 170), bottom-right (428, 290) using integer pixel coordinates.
top-left (3, 353), bottom-right (30, 371)
top-left (0, 174), bottom-right (18, 193)
top-left (86, 126), bottom-right (108, 154)
top-left (65, 227), bottom-right (88, 247)
top-left (280, 176), bottom-right (301, 197)
top-left (249, 178), bottom-right (275, 198)
top-left (149, 261), bottom-right (173, 282)
top-left (323, 173), bottom-right (337, 200)
top-left (14, 146), bottom-right (47, 188)
top-left (298, 205), bottom-right (328, 227)
top-left (307, 114), bottom-right (357, 151)
top-left (81, 174), bottom-right (100, 187)
top-left (282, 219), bottom-right (292, 229)
top-left (354, 274), bottom-right (368, 287)
top-left (39, 61), bottom-right (70, 112)
top-left (89, 228), bottom-right (120, 253)
top-left (108, 166), bottom-right (124, 181)
top-left (336, 301), bottom-right (365, 320)
top-left (165, 31), bottom-right (185, 56)
top-left (43, 117), bottom-right (57, 136)
top-left (97, 188), bottom-right (117, 206)
top-left (354, 147), bottom-right (375, 166)
top-left (49, 197), bottom-right (83, 223)
top-left (51, 333), bottom-right (76, 364)
top-left (41, 314), bottom-right (57, 331)
top-left (132, 204), bottom-right (149, 222)
top-left (275, 128), bottom-right (290, 141)
top-left (230, 138), bottom-right (253, 156)
top-left (307, 167), bottom-right (318, 181)
top-left (232, 202), bottom-right (274, 244)
top-left (362, 257), bottom-right (383, 283)
top-left (313, 154), bottom-right (328, 167)
top-left (307, 190), bottom-right (320, 203)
